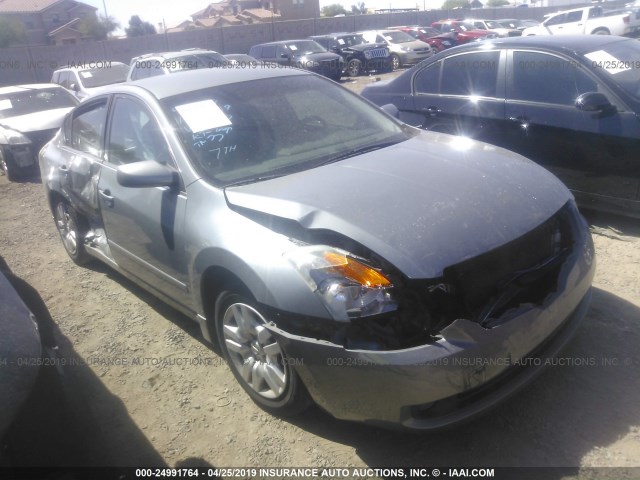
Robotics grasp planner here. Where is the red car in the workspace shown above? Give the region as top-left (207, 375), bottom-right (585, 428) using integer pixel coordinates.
top-left (431, 19), bottom-right (498, 44)
top-left (390, 26), bottom-right (458, 52)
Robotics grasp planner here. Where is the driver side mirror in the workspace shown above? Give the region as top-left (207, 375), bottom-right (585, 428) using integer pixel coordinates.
top-left (69, 83), bottom-right (79, 92)
top-left (117, 160), bottom-right (178, 189)
top-left (381, 103), bottom-right (400, 118)
top-left (575, 92), bottom-right (616, 114)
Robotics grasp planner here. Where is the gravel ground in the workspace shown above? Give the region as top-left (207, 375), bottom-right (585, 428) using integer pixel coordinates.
top-left (0, 70), bottom-right (639, 479)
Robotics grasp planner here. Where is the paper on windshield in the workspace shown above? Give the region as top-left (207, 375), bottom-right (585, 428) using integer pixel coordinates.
top-left (289, 45), bottom-right (298, 51)
top-left (80, 71), bottom-right (93, 78)
top-left (585, 50), bottom-right (631, 75)
top-left (175, 99), bottom-right (232, 133)
top-left (0, 99), bottom-right (12, 111)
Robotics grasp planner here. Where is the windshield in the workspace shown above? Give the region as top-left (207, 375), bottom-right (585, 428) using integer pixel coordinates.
top-left (285, 40), bottom-right (326, 54)
top-left (0, 87), bottom-right (77, 119)
top-left (484, 21), bottom-right (502, 28)
top-left (162, 74), bottom-right (410, 187)
top-left (456, 23), bottom-right (477, 31)
top-left (382, 31), bottom-right (415, 43)
top-left (338, 35), bottom-right (365, 47)
top-left (77, 63), bottom-right (129, 88)
top-left (585, 39), bottom-right (640, 101)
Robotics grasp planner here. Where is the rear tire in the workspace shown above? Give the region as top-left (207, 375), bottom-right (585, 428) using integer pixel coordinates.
top-left (53, 200), bottom-right (91, 265)
top-left (592, 28), bottom-right (610, 35)
top-left (215, 291), bottom-right (311, 416)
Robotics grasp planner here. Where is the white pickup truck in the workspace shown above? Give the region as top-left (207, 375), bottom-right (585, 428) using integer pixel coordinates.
top-left (522, 5), bottom-right (639, 36)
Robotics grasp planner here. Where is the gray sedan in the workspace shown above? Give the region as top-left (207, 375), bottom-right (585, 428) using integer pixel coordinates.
top-left (40, 67), bottom-right (594, 429)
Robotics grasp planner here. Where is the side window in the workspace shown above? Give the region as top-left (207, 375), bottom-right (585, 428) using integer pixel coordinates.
top-left (440, 51), bottom-right (500, 97)
top-left (262, 45), bottom-right (277, 58)
top-left (376, 34), bottom-right (386, 43)
top-left (567, 11), bottom-right (583, 22)
top-left (414, 61), bottom-right (441, 94)
top-left (474, 22), bottom-right (486, 30)
top-left (545, 13), bottom-right (567, 26)
top-left (107, 96), bottom-right (173, 166)
top-left (511, 51), bottom-right (598, 105)
top-left (69, 100), bottom-right (108, 156)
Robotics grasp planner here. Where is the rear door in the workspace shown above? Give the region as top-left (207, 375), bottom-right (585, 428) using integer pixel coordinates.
top-left (97, 94), bottom-right (190, 307)
top-left (411, 49), bottom-right (506, 144)
top-left (59, 97), bottom-right (109, 220)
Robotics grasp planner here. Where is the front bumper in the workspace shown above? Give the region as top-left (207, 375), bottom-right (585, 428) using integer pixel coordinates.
top-left (268, 213), bottom-right (595, 430)
top-left (397, 50), bottom-right (432, 65)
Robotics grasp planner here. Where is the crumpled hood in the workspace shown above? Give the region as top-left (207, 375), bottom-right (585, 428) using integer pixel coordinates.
top-left (0, 107), bottom-right (73, 133)
top-left (225, 132), bottom-right (572, 279)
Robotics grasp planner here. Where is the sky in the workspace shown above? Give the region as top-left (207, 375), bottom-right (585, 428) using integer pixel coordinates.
top-left (84, 0), bottom-right (440, 32)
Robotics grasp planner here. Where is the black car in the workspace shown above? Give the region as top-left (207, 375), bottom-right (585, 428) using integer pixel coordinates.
top-left (249, 40), bottom-right (345, 80)
top-left (362, 35), bottom-right (640, 218)
top-left (309, 33), bottom-right (392, 76)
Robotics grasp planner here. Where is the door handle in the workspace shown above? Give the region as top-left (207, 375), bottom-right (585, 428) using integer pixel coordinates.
top-left (422, 106), bottom-right (441, 117)
top-left (99, 189), bottom-right (114, 208)
top-left (509, 116), bottom-right (529, 123)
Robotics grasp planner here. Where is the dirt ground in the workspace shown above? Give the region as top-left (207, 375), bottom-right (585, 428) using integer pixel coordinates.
top-left (1, 71), bottom-right (639, 479)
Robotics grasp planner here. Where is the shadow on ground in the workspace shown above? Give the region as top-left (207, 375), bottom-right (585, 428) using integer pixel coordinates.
top-left (287, 287), bottom-right (640, 478)
top-left (0, 255), bottom-right (167, 469)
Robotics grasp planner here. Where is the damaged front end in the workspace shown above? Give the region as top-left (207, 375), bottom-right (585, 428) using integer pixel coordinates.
top-left (262, 200), bottom-right (595, 428)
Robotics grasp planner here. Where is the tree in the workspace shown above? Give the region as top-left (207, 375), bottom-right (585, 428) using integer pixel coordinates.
top-left (351, 2), bottom-right (366, 14)
top-left (77, 14), bottom-right (119, 41)
top-left (441, 0), bottom-right (469, 8)
top-left (321, 4), bottom-right (348, 16)
top-left (0, 17), bottom-right (26, 48)
top-left (486, 0), bottom-right (509, 5)
top-left (125, 15), bottom-right (157, 37)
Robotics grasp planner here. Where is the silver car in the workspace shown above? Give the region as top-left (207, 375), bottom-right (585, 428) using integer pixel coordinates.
top-left (40, 67), bottom-right (595, 429)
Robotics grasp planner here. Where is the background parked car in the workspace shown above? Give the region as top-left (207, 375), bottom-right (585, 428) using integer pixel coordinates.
top-left (522, 6), bottom-right (636, 36)
top-left (51, 62), bottom-right (129, 100)
top-left (309, 33), bottom-right (392, 76)
top-left (390, 26), bottom-right (458, 52)
top-left (359, 29), bottom-right (433, 69)
top-left (361, 35), bottom-right (640, 218)
top-left (431, 19), bottom-right (499, 43)
top-left (466, 18), bottom-right (522, 37)
top-left (127, 49), bottom-right (227, 81)
top-left (497, 18), bottom-right (541, 31)
top-left (0, 84), bottom-right (78, 181)
top-left (223, 54), bottom-right (260, 68)
top-left (40, 66), bottom-right (594, 430)
top-left (249, 40), bottom-right (344, 80)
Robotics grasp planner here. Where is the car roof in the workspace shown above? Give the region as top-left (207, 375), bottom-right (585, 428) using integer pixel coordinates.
top-left (0, 83), bottom-right (65, 95)
top-left (471, 34), bottom-right (633, 54)
top-left (101, 65), bottom-right (311, 101)
top-left (253, 39), bottom-right (318, 46)
top-left (131, 49), bottom-right (220, 61)
top-left (53, 62), bottom-right (127, 72)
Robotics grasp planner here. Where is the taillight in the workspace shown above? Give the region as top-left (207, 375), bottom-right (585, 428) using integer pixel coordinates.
top-left (623, 14), bottom-right (630, 23)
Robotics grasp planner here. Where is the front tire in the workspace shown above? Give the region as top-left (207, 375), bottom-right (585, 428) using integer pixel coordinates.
top-left (347, 59), bottom-right (362, 77)
top-left (0, 148), bottom-right (22, 182)
top-left (215, 291), bottom-right (310, 416)
top-left (53, 200), bottom-right (91, 265)
top-left (390, 53), bottom-right (401, 71)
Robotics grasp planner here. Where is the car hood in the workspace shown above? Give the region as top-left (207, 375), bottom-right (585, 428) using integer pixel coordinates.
top-left (349, 43), bottom-right (387, 52)
top-left (225, 132), bottom-right (572, 279)
top-left (0, 107), bottom-right (73, 133)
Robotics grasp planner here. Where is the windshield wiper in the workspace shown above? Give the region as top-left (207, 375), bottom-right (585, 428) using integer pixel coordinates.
top-left (223, 172), bottom-right (288, 188)
top-left (317, 141), bottom-right (399, 167)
